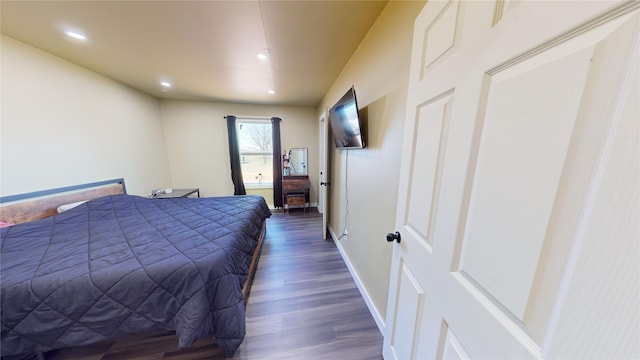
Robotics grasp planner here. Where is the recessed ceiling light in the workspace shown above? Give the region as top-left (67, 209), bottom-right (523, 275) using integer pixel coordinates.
top-left (268, 90), bottom-right (275, 95)
top-left (257, 51), bottom-right (269, 61)
top-left (160, 81), bottom-right (172, 88)
top-left (64, 31), bottom-right (87, 41)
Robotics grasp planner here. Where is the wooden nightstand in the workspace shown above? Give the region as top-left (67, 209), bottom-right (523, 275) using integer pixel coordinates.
top-left (282, 176), bottom-right (309, 213)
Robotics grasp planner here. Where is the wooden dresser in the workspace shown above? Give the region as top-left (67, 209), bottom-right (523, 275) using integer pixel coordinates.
top-left (282, 176), bottom-right (310, 213)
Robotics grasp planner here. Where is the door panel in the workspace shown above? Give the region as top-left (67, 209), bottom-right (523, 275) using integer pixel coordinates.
top-left (388, 262), bottom-right (425, 359)
top-left (420, 0), bottom-right (462, 75)
top-left (405, 91), bottom-right (453, 247)
top-left (458, 43), bottom-right (592, 321)
top-left (438, 325), bottom-right (471, 360)
top-left (384, 1), bottom-right (639, 359)
top-left (548, 62), bottom-right (639, 359)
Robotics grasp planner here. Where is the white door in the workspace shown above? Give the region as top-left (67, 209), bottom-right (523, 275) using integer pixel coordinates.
top-left (319, 111), bottom-right (330, 239)
top-left (384, 1), bottom-right (639, 359)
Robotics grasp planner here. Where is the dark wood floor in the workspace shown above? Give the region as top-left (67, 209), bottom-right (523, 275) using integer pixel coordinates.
top-left (35, 211), bottom-right (383, 360)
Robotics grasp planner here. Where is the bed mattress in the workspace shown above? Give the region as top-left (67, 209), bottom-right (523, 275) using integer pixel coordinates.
top-left (1, 194), bottom-right (271, 357)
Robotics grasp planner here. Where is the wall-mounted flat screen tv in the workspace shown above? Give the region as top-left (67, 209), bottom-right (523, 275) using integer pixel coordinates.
top-left (329, 86), bottom-right (365, 149)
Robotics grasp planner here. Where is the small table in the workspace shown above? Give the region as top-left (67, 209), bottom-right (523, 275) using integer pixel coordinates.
top-left (282, 176), bottom-right (309, 213)
top-left (286, 193), bottom-right (306, 213)
top-left (152, 188), bottom-right (200, 199)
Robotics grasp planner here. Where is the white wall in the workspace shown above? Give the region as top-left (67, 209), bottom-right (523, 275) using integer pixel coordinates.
top-left (319, 1), bottom-right (425, 326)
top-left (160, 100), bottom-right (318, 201)
top-left (0, 35), bottom-right (318, 202)
top-left (0, 35), bottom-right (171, 196)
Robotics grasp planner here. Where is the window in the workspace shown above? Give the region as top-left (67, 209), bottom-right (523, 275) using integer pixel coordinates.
top-left (237, 120), bottom-right (273, 186)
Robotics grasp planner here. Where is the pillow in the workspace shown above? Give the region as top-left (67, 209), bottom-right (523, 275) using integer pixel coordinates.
top-left (0, 221), bottom-right (14, 228)
top-left (56, 200), bottom-right (88, 213)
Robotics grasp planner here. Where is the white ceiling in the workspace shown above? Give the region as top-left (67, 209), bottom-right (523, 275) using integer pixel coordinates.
top-left (1, 1), bottom-right (388, 106)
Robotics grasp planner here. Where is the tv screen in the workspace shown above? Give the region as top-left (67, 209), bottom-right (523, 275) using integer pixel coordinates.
top-left (329, 86), bottom-right (365, 149)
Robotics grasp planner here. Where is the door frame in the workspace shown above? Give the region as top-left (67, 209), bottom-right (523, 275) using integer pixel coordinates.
top-left (319, 110), bottom-right (330, 239)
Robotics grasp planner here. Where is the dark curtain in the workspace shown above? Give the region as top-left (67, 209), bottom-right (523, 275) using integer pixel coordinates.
top-left (226, 115), bottom-right (246, 195)
top-left (272, 117), bottom-right (283, 208)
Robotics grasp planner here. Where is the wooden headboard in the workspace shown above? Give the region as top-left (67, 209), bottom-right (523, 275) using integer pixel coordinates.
top-left (0, 178), bottom-right (126, 225)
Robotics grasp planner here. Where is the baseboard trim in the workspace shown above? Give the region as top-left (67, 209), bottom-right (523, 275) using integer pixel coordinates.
top-left (328, 225), bottom-right (386, 334)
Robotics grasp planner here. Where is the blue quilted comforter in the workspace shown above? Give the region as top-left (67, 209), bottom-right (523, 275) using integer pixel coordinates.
top-left (1, 194), bottom-right (271, 357)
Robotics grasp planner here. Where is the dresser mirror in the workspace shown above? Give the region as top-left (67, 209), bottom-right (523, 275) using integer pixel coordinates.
top-left (284, 148), bottom-right (308, 176)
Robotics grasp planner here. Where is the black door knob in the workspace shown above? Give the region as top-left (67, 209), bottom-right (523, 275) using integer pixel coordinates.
top-left (386, 231), bottom-right (401, 243)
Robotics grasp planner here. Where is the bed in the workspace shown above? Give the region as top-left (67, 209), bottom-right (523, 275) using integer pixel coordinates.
top-left (0, 179), bottom-right (271, 358)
